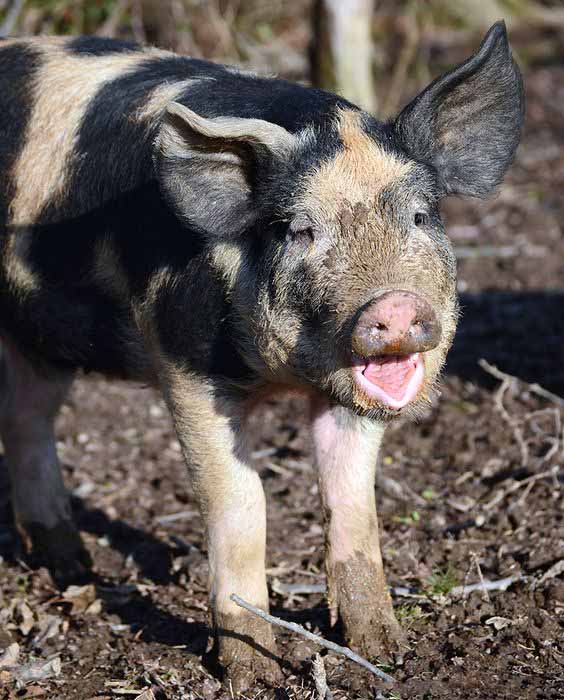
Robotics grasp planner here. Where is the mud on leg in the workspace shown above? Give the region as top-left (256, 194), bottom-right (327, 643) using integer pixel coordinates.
top-left (311, 398), bottom-right (405, 660)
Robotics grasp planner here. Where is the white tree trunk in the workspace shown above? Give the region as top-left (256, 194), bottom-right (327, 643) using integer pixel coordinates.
top-left (312, 0), bottom-right (377, 113)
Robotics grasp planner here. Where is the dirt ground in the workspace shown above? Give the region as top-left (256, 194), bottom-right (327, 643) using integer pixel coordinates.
top-left (1, 50), bottom-right (564, 700)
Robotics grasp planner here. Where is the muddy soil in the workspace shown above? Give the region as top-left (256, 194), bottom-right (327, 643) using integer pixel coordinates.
top-left (1, 57), bottom-right (563, 700)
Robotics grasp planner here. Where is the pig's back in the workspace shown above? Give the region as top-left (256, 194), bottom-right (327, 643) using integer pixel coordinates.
top-left (0, 36), bottom-right (350, 228)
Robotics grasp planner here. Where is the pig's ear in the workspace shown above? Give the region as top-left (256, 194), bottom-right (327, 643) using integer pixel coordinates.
top-left (155, 102), bottom-right (296, 234)
top-left (393, 21), bottom-right (524, 198)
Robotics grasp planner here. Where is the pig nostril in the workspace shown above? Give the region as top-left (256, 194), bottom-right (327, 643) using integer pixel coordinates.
top-left (353, 291), bottom-right (441, 356)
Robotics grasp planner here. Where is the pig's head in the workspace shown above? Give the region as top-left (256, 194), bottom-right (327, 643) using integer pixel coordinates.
top-left (156, 21), bottom-right (524, 420)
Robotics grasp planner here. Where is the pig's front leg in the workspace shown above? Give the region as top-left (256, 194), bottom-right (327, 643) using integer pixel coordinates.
top-left (162, 372), bottom-right (282, 692)
top-left (311, 399), bottom-right (405, 660)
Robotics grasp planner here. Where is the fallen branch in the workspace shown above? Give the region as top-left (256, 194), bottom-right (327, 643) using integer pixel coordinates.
top-left (479, 359), bottom-right (564, 408)
top-left (449, 575), bottom-right (522, 598)
top-left (484, 465), bottom-right (560, 511)
top-left (272, 580), bottom-right (421, 599)
top-left (273, 575), bottom-right (524, 600)
top-left (537, 559), bottom-right (564, 587)
top-left (230, 594), bottom-right (395, 684)
top-left (489, 366), bottom-right (530, 467)
top-left (272, 581), bottom-right (327, 596)
top-left (155, 509), bottom-right (198, 524)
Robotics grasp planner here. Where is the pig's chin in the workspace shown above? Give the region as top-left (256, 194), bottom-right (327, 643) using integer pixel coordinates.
top-left (351, 353), bottom-right (425, 412)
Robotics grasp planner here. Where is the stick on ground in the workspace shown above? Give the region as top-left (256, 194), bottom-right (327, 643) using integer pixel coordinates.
top-left (479, 358), bottom-right (564, 408)
top-left (230, 593), bottom-right (395, 684)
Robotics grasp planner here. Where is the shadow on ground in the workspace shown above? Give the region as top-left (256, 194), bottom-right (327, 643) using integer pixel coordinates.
top-left (0, 481), bottom-right (327, 662)
top-left (447, 289), bottom-right (564, 394)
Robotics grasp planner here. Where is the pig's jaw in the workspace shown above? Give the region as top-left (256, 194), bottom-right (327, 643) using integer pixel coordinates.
top-left (351, 353), bottom-right (425, 411)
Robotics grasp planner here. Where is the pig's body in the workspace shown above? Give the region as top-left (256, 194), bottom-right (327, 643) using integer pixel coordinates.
top-left (0, 27), bottom-right (523, 691)
top-left (0, 37), bottom-right (349, 381)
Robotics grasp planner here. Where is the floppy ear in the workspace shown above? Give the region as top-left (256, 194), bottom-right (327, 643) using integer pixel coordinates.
top-left (394, 21), bottom-right (524, 198)
top-left (155, 103), bottom-right (297, 234)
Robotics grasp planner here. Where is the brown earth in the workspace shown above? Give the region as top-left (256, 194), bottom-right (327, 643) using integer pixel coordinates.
top-left (1, 59), bottom-right (563, 700)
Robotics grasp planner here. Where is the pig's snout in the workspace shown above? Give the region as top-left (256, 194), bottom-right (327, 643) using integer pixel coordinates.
top-left (351, 290), bottom-right (441, 358)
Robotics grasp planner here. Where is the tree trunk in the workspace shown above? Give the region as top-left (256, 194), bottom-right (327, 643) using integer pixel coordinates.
top-left (311, 0), bottom-right (377, 113)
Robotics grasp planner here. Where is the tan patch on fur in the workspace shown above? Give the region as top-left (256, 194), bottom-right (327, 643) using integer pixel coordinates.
top-left (132, 267), bottom-right (174, 346)
top-left (210, 240), bottom-right (246, 292)
top-left (156, 361), bottom-right (267, 564)
top-left (3, 229), bottom-right (38, 293)
top-left (8, 41), bottom-right (178, 226)
top-left (92, 238), bottom-right (130, 300)
top-left (299, 108), bottom-right (412, 219)
top-left (134, 78), bottom-right (209, 123)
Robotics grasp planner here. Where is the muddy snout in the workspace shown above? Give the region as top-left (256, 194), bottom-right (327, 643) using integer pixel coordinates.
top-left (351, 290), bottom-right (442, 358)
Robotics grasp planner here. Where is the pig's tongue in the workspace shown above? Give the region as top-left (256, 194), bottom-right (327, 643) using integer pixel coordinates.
top-left (363, 355), bottom-right (417, 401)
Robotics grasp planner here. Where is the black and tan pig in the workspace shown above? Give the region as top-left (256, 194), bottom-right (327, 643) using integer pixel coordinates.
top-left (0, 22), bottom-right (523, 690)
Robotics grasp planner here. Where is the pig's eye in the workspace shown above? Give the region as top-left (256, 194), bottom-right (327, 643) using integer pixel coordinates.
top-left (288, 216), bottom-right (315, 244)
top-left (291, 226), bottom-right (314, 243)
top-left (414, 212), bottom-right (429, 227)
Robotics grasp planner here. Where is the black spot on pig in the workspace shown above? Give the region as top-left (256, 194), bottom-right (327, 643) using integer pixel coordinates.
top-left (68, 36), bottom-right (141, 56)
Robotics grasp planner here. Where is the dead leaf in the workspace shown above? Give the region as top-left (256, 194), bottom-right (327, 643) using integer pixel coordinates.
top-left (14, 656), bottom-right (61, 684)
top-left (32, 615), bottom-right (62, 647)
top-left (85, 599), bottom-right (103, 616)
top-left (20, 685), bottom-right (47, 698)
top-left (134, 691), bottom-right (156, 700)
top-left (14, 601), bottom-right (35, 636)
top-left (62, 584), bottom-right (97, 614)
top-left (0, 642), bottom-right (19, 668)
top-left (104, 681), bottom-right (147, 696)
top-left (447, 496), bottom-right (477, 513)
top-left (485, 616), bottom-right (513, 631)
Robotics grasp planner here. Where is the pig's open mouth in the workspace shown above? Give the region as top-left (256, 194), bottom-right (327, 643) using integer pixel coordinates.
top-left (352, 353), bottom-right (424, 410)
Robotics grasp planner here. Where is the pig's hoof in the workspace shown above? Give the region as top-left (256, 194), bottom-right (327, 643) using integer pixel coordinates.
top-left (20, 519), bottom-right (92, 585)
top-left (330, 555), bottom-right (407, 663)
top-left (216, 613), bottom-right (284, 693)
top-left (223, 654), bottom-right (283, 695)
top-left (344, 609), bottom-right (407, 663)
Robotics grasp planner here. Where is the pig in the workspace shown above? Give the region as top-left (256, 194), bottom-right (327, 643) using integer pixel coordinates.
top-left (0, 22), bottom-right (523, 690)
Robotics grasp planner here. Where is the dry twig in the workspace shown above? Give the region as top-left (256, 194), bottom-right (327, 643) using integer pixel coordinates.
top-left (449, 575), bottom-right (522, 598)
top-left (479, 359), bottom-right (564, 409)
top-left (230, 594), bottom-right (395, 684)
top-left (483, 465), bottom-right (559, 511)
top-left (471, 552), bottom-right (490, 603)
top-left (272, 580), bottom-right (421, 600)
top-left (312, 653), bottom-right (333, 700)
top-left (537, 559), bottom-right (564, 587)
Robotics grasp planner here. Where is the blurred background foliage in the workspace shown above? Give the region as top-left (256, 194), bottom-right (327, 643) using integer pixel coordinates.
top-left (0, 0), bottom-right (563, 117)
